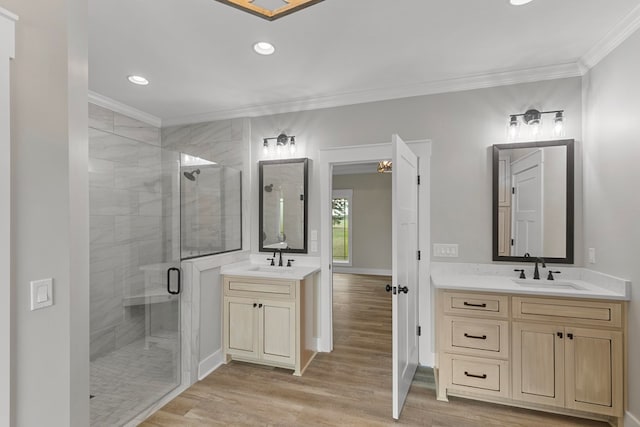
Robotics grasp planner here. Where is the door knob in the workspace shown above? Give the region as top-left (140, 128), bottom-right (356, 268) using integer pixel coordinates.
top-left (398, 286), bottom-right (409, 294)
top-left (385, 284), bottom-right (392, 292)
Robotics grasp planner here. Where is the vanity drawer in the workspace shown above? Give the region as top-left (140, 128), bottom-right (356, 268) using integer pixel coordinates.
top-left (441, 354), bottom-right (509, 398)
top-left (443, 316), bottom-right (509, 358)
top-left (513, 297), bottom-right (622, 328)
top-left (443, 292), bottom-right (509, 318)
top-left (224, 277), bottom-right (296, 299)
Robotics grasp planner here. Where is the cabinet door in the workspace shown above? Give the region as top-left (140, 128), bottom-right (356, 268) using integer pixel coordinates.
top-left (512, 322), bottom-right (564, 407)
top-left (259, 299), bottom-right (296, 366)
top-left (225, 297), bottom-right (259, 358)
top-left (565, 327), bottom-right (623, 416)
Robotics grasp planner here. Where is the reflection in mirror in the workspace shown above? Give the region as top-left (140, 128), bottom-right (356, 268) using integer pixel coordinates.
top-left (259, 158), bottom-right (308, 253)
top-left (493, 139), bottom-right (574, 264)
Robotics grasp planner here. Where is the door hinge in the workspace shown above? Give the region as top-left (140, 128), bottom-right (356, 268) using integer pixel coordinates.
top-left (510, 239), bottom-right (514, 246)
top-left (511, 187), bottom-right (515, 194)
top-left (417, 250), bottom-right (421, 260)
top-left (417, 326), bottom-right (422, 336)
top-left (417, 175), bottom-right (421, 185)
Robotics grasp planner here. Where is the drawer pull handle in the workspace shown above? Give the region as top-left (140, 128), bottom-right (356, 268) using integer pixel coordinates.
top-left (463, 302), bottom-right (487, 308)
top-left (464, 371), bottom-right (487, 379)
top-left (464, 333), bottom-right (487, 340)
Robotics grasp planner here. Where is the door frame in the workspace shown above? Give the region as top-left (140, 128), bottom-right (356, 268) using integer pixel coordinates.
top-left (0, 8), bottom-right (17, 426)
top-left (318, 140), bottom-right (433, 367)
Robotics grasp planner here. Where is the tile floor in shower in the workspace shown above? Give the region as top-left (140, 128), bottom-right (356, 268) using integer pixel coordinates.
top-left (90, 336), bottom-right (179, 426)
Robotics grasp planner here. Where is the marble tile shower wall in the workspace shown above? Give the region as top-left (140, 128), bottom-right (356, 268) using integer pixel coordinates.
top-left (89, 103), bottom-right (169, 360)
top-left (163, 119), bottom-right (247, 257)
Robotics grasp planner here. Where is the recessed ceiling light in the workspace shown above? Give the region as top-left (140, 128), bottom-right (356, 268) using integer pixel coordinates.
top-left (253, 42), bottom-right (275, 56)
top-left (127, 75), bottom-right (149, 85)
top-left (510, 0), bottom-right (533, 5)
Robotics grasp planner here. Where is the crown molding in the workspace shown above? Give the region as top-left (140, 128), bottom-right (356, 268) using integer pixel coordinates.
top-left (0, 7), bottom-right (19, 22)
top-left (163, 62), bottom-right (581, 126)
top-left (580, 3), bottom-right (640, 70)
top-left (88, 91), bottom-right (162, 128)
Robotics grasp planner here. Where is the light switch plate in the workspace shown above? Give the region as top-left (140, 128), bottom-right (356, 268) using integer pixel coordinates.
top-left (30, 278), bottom-right (53, 311)
top-left (433, 243), bottom-right (459, 258)
top-left (310, 230), bottom-right (318, 241)
top-left (588, 248), bottom-right (596, 264)
top-left (310, 241), bottom-right (318, 253)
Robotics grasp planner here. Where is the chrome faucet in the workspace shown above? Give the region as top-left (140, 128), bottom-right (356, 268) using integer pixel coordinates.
top-left (533, 257), bottom-right (546, 280)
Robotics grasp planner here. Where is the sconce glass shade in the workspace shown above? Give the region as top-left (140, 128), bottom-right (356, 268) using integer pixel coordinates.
top-left (289, 136), bottom-right (296, 154)
top-left (508, 115), bottom-right (520, 141)
top-left (263, 139), bottom-right (269, 155)
top-left (553, 111), bottom-right (565, 137)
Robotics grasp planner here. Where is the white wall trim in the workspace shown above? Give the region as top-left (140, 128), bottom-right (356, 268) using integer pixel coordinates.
top-left (0, 9), bottom-right (17, 427)
top-left (163, 63), bottom-right (581, 126)
top-left (580, 4), bottom-right (640, 71)
top-left (88, 91), bottom-right (162, 128)
top-left (626, 411), bottom-right (640, 427)
top-left (333, 267), bottom-right (391, 276)
top-left (198, 350), bottom-right (225, 380)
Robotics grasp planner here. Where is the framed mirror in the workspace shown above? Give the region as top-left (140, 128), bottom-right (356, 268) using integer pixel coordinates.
top-left (259, 158), bottom-right (308, 253)
top-left (492, 139), bottom-right (574, 264)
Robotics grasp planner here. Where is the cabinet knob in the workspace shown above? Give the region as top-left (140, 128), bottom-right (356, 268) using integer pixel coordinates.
top-left (253, 303), bottom-right (257, 308)
top-left (557, 332), bottom-right (563, 339)
top-left (567, 333), bottom-right (574, 340)
top-left (258, 303), bottom-right (263, 308)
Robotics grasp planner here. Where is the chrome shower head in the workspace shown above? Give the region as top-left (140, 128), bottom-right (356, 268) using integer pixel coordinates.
top-left (184, 169), bottom-right (201, 181)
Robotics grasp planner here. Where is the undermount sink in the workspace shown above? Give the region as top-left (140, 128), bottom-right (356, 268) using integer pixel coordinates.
top-left (247, 265), bottom-right (298, 273)
top-left (513, 278), bottom-right (584, 290)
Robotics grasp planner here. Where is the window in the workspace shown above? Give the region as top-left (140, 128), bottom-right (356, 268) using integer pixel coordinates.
top-left (332, 189), bottom-right (353, 265)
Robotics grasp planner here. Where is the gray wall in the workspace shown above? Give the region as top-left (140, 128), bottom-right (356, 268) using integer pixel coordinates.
top-left (583, 27), bottom-right (640, 421)
top-left (333, 173), bottom-right (392, 270)
top-left (5, 0), bottom-right (90, 425)
top-left (249, 77), bottom-right (584, 265)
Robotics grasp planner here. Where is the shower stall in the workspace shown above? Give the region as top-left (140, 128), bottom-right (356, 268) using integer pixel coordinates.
top-left (88, 130), bottom-right (241, 426)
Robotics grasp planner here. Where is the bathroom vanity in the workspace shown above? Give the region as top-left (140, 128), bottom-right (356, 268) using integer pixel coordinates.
top-left (221, 263), bottom-right (319, 376)
top-left (433, 271), bottom-right (630, 426)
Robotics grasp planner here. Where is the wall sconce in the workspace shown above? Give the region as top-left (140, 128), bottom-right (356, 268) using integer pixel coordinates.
top-left (377, 160), bottom-right (392, 173)
top-left (508, 109), bottom-right (565, 140)
top-left (263, 132), bottom-right (296, 156)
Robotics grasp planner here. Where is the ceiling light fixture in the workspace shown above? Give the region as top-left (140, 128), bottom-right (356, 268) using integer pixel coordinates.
top-left (127, 75), bottom-right (149, 86)
top-left (507, 108), bottom-right (565, 140)
top-left (510, 0), bottom-right (534, 5)
top-left (253, 41), bottom-right (275, 55)
top-left (377, 160), bottom-right (392, 173)
top-left (263, 132), bottom-right (296, 156)
top-left (215, 0), bottom-right (324, 21)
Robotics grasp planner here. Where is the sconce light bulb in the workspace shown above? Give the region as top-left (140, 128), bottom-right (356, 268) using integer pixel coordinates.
top-left (531, 121), bottom-right (540, 137)
top-left (508, 116), bottom-right (519, 141)
top-left (263, 139), bottom-right (269, 155)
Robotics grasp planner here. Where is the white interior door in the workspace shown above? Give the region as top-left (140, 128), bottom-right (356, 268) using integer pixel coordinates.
top-left (511, 150), bottom-right (543, 256)
top-left (391, 134), bottom-right (419, 419)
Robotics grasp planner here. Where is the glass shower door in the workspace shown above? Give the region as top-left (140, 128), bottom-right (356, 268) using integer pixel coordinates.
top-left (89, 129), bottom-right (182, 426)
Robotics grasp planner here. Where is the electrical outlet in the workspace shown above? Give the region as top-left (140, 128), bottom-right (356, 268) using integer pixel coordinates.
top-left (588, 248), bottom-right (596, 264)
top-left (433, 244), bottom-right (459, 258)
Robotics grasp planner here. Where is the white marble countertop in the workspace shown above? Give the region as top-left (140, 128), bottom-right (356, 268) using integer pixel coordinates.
top-left (431, 272), bottom-right (630, 300)
top-left (431, 262), bottom-right (630, 301)
top-left (221, 261), bottom-right (320, 281)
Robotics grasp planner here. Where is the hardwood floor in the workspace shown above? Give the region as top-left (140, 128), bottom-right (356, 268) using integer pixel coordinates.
top-left (141, 273), bottom-right (606, 426)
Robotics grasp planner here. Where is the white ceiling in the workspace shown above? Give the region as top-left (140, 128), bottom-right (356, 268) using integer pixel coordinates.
top-left (88, 0), bottom-right (640, 125)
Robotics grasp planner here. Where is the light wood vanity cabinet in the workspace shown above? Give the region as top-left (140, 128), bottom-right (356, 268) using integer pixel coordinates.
top-left (223, 275), bottom-right (316, 376)
top-left (437, 290), bottom-right (626, 423)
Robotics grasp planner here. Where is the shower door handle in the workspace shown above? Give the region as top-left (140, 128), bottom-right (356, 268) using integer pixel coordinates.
top-left (167, 267), bottom-right (181, 295)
